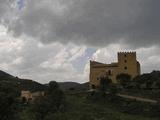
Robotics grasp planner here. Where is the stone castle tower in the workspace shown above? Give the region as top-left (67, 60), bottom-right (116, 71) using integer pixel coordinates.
top-left (89, 52), bottom-right (141, 88)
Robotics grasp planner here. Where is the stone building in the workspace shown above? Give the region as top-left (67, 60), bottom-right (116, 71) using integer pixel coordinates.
top-left (21, 90), bottom-right (44, 102)
top-left (21, 91), bottom-right (32, 102)
top-left (89, 52), bottom-right (141, 88)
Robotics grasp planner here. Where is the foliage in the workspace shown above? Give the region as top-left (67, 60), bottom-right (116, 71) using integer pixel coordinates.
top-left (32, 81), bottom-right (66, 120)
top-left (0, 82), bottom-right (21, 120)
top-left (18, 79), bottom-right (47, 92)
top-left (0, 70), bottom-right (46, 92)
top-left (47, 81), bottom-right (59, 94)
top-left (17, 89), bottom-right (160, 120)
top-left (125, 71), bottom-right (160, 99)
top-left (99, 76), bottom-right (112, 91)
top-left (18, 107), bottom-right (36, 120)
top-left (109, 84), bottom-right (118, 95)
top-left (116, 73), bottom-right (131, 89)
top-left (2, 70), bottom-right (160, 120)
top-left (133, 71), bottom-right (160, 89)
top-left (63, 94), bottom-right (154, 120)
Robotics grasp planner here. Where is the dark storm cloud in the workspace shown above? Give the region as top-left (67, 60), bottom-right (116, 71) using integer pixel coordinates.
top-left (3, 0), bottom-right (160, 47)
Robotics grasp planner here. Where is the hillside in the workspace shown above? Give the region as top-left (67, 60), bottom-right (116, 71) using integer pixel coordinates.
top-left (0, 70), bottom-right (89, 92)
top-left (0, 70), bottom-right (46, 92)
top-left (59, 82), bottom-right (89, 91)
top-left (0, 70), bottom-right (16, 81)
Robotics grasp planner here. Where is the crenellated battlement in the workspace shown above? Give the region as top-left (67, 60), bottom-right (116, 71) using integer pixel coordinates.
top-left (118, 51), bottom-right (137, 63)
top-left (118, 51), bottom-right (136, 54)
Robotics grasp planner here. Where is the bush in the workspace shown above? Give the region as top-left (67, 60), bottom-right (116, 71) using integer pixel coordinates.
top-left (32, 81), bottom-right (66, 120)
top-left (0, 82), bottom-right (20, 120)
top-left (99, 77), bottom-right (112, 91)
top-left (116, 73), bottom-right (131, 89)
top-left (44, 113), bottom-right (68, 120)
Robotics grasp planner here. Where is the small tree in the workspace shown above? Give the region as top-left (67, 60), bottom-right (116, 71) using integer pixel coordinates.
top-left (99, 76), bottom-right (112, 91)
top-left (47, 81), bottom-right (59, 94)
top-left (116, 73), bottom-right (131, 89)
top-left (32, 81), bottom-right (65, 120)
top-left (109, 84), bottom-right (118, 95)
top-left (0, 82), bottom-right (20, 120)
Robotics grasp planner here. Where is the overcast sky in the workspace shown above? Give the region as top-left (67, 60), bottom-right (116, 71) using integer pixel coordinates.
top-left (0, 0), bottom-right (160, 83)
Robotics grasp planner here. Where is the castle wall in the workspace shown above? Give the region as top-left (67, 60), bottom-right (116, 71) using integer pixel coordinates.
top-left (117, 52), bottom-right (140, 79)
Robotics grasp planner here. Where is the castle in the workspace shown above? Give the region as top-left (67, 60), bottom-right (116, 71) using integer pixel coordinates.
top-left (89, 52), bottom-right (141, 88)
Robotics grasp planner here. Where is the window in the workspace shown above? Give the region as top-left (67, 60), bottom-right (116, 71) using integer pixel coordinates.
top-left (106, 70), bottom-right (112, 76)
top-left (124, 54), bottom-right (127, 57)
top-left (97, 77), bottom-right (99, 80)
top-left (108, 70), bottom-right (112, 75)
top-left (124, 66), bottom-right (127, 70)
top-left (124, 60), bottom-right (127, 63)
top-left (91, 85), bottom-right (96, 89)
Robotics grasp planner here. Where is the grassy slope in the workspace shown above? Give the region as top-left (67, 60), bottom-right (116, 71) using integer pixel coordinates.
top-left (19, 92), bottom-right (157, 120)
top-left (64, 93), bottom-right (156, 120)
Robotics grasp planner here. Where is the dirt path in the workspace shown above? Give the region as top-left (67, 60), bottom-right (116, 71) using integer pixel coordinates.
top-left (117, 93), bottom-right (158, 104)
